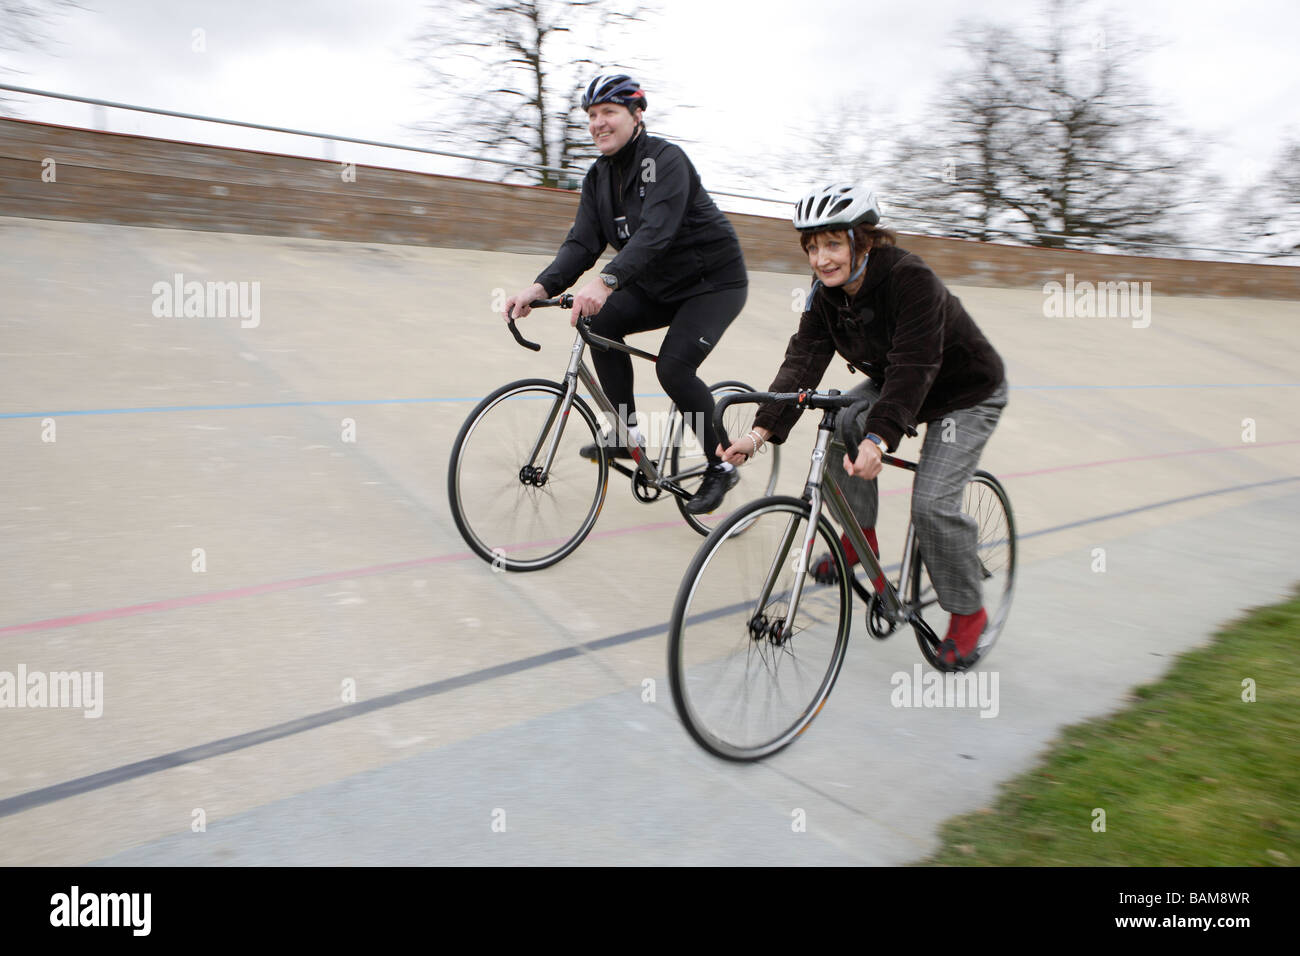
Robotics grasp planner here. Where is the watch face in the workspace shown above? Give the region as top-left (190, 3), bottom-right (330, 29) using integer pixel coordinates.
top-left (602, 274), bottom-right (617, 289)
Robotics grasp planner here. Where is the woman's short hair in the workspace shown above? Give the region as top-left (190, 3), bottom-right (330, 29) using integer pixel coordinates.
top-left (799, 225), bottom-right (898, 259)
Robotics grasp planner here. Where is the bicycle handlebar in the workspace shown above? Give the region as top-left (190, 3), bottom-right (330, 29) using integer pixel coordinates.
top-left (530, 295), bottom-right (574, 310)
top-left (712, 389), bottom-right (862, 448)
top-left (839, 397), bottom-right (875, 453)
top-left (505, 294), bottom-right (574, 351)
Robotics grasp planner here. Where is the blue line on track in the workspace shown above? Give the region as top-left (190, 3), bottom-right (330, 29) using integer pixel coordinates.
top-left (4, 384), bottom-right (1299, 419)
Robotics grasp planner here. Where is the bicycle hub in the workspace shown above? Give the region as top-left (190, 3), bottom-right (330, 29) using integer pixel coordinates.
top-left (518, 465), bottom-right (547, 487)
top-left (748, 613), bottom-right (788, 646)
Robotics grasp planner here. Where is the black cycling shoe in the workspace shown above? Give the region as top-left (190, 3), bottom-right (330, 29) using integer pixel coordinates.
top-left (682, 463), bottom-right (740, 514)
top-left (579, 441), bottom-right (636, 461)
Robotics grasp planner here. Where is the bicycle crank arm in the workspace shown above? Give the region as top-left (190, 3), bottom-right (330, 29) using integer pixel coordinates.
top-left (910, 612), bottom-right (942, 649)
top-left (657, 480), bottom-right (695, 501)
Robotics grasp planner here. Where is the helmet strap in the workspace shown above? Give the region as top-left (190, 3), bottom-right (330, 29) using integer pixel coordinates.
top-left (846, 228), bottom-right (869, 284)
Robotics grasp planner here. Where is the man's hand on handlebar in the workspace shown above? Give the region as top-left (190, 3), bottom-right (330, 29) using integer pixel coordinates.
top-left (504, 282), bottom-right (548, 321)
top-left (569, 278), bottom-right (612, 326)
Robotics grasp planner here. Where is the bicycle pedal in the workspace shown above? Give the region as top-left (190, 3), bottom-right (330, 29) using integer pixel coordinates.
top-left (865, 594), bottom-right (898, 639)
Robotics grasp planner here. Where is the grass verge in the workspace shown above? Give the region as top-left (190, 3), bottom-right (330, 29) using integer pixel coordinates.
top-left (922, 585), bottom-right (1300, 865)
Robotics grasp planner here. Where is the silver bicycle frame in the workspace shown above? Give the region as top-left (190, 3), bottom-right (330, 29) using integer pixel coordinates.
top-left (754, 421), bottom-right (913, 642)
top-left (533, 328), bottom-right (710, 489)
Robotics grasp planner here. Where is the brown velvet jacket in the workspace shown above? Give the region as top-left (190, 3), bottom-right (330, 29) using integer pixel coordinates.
top-left (753, 244), bottom-right (1005, 451)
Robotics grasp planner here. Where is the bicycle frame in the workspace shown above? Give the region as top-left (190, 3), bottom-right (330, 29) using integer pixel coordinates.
top-left (512, 307), bottom-right (709, 499)
top-left (749, 405), bottom-right (939, 648)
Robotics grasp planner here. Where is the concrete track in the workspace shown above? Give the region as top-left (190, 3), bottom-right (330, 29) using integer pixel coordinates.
top-left (1, 217), bottom-right (1296, 864)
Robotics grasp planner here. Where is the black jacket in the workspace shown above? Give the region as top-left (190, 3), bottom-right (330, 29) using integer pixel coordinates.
top-left (535, 132), bottom-right (746, 302)
top-left (753, 244), bottom-right (1005, 452)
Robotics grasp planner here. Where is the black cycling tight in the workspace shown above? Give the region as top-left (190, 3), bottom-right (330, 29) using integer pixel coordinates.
top-left (587, 284), bottom-right (747, 464)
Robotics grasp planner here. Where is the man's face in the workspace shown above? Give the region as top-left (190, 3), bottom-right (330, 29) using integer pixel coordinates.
top-left (588, 102), bottom-right (639, 155)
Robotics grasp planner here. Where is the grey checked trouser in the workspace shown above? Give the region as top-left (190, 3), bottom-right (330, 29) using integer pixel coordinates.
top-left (835, 378), bottom-right (1009, 615)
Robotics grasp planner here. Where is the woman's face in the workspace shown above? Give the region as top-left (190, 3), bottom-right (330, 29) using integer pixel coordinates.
top-left (805, 231), bottom-right (856, 287)
top-left (588, 103), bottom-right (640, 155)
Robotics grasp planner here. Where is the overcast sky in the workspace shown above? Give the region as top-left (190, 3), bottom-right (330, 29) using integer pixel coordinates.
top-left (3, 0), bottom-right (1297, 224)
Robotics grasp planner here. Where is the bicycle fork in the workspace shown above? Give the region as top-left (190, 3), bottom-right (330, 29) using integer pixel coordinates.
top-left (525, 333), bottom-right (607, 483)
top-left (749, 422), bottom-right (838, 644)
top-left (525, 338), bottom-right (587, 481)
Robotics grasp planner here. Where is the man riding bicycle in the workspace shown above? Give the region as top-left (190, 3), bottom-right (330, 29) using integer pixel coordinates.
top-left (503, 73), bottom-right (749, 514)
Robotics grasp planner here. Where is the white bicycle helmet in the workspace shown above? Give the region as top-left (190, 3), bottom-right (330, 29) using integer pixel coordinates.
top-left (792, 183), bottom-right (882, 232)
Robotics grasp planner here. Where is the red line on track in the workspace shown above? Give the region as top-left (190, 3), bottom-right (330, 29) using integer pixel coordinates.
top-left (3, 439), bottom-right (1296, 636)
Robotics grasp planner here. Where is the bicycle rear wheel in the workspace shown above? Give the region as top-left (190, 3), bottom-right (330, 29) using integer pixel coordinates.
top-left (671, 380), bottom-right (781, 536)
top-left (447, 378), bottom-right (608, 571)
top-left (668, 496), bottom-right (851, 761)
top-left (907, 471), bottom-right (1016, 669)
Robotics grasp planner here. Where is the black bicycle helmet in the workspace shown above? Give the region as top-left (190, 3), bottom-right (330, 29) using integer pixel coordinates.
top-left (581, 74), bottom-right (647, 113)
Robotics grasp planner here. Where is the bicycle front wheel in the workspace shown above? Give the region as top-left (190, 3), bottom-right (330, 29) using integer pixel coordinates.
top-left (672, 380), bottom-right (782, 536)
top-left (908, 470), bottom-right (1016, 669)
top-left (668, 496), bottom-right (852, 761)
top-left (447, 379), bottom-right (608, 571)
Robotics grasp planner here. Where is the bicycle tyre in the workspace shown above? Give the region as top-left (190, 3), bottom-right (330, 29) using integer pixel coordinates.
top-left (668, 495), bottom-right (852, 761)
top-left (447, 378), bottom-right (608, 571)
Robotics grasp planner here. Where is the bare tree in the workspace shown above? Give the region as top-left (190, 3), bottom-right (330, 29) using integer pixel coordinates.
top-left (409, 0), bottom-right (654, 188)
top-left (1233, 136), bottom-right (1300, 259)
top-left (0, 0), bottom-right (82, 114)
top-left (723, 97), bottom-right (927, 233)
top-left (899, 0), bottom-right (1199, 251)
top-left (889, 23), bottom-right (1029, 242)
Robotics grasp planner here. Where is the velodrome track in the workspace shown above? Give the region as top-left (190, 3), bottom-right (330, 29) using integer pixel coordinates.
top-left (1, 216), bottom-right (1297, 865)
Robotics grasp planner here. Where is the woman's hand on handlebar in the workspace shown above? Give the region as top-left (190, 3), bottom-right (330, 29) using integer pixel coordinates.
top-left (569, 278), bottom-right (611, 326)
top-left (718, 426), bottom-right (771, 466)
top-left (504, 282), bottom-right (548, 321)
top-left (843, 438), bottom-right (883, 480)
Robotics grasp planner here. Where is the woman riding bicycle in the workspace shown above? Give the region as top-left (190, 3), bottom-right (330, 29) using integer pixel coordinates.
top-left (719, 184), bottom-right (1009, 666)
top-left (503, 73), bottom-right (748, 515)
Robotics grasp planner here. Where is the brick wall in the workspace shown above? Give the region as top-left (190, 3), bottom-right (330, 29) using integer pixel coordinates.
top-left (2, 117), bottom-right (1296, 299)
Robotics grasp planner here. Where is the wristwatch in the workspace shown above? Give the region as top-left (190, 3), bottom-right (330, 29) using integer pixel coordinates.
top-left (599, 272), bottom-right (619, 291)
top-left (865, 432), bottom-right (885, 449)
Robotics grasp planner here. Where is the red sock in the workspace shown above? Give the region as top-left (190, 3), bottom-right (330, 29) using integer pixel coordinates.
top-left (840, 527), bottom-right (886, 593)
